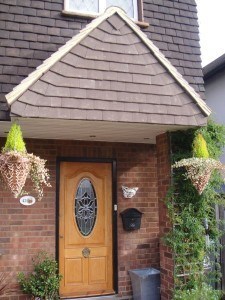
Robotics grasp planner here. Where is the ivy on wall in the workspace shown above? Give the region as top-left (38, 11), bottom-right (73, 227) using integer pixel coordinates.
top-left (164, 120), bottom-right (225, 299)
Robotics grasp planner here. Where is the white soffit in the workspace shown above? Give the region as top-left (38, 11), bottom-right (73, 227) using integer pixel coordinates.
top-left (0, 119), bottom-right (190, 144)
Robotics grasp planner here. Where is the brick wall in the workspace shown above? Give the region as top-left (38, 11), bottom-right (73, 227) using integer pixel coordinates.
top-left (156, 133), bottom-right (174, 300)
top-left (0, 138), bottom-right (160, 299)
top-left (0, 0), bottom-right (203, 120)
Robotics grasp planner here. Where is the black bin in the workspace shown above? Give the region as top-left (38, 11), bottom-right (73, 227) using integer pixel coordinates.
top-left (120, 208), bottom-right (143, 231)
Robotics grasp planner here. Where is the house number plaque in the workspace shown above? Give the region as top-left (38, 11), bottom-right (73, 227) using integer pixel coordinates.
top-left (82, 247), bottom-right (90, 258)
top-left (20, 196), bottom-right (36, 206)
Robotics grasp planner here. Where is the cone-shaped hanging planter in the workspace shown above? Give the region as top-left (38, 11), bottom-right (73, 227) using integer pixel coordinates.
top-left (173, 158), bottom-right (225, 194)
top-left (0, 123), bottom-right (51, 200)
top-left (0, 152), bottom-right (30, 198)
top-left (0, 123), bottom-right (29, 197)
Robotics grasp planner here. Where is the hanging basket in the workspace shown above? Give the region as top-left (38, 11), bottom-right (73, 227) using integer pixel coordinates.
top-left (0, 152), bottom-right (30, 198)
top-left (173, 158), bottom-right (225, 195)
top-left (185, 165), bottom-right (212, 195)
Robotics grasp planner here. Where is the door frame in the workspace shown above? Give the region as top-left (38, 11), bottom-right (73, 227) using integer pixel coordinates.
top-left (56, 157), bottom-right (118, 295)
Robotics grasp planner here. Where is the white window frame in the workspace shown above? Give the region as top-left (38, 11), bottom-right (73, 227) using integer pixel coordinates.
top-left (64, 0), bottom-right (138, 20)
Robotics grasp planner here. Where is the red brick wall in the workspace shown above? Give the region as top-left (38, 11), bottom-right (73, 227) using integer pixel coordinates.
top-left (156, 133), bottom-right (174, 300)
top-left (0, 138), bottom-right (160, 299)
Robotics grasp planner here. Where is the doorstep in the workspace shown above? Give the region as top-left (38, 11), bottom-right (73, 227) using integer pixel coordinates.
top-left (62, 295), bottom-right (131, 300)
top-left (64, 297), bottom-right (116, 300)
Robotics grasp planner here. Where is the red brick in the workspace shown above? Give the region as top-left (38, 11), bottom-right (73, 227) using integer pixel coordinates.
top-left (0, 138), bottom-right (161, 298)
top-left (156, 133), bottom-right (174, 300)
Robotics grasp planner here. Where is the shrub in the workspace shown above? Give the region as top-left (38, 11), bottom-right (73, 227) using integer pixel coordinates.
top-left (18, 251), bottom-right (62, 300)
top-left (174, 283), bottom-right (222, 300)
top-left (165, 119), bottom-right (225, 297)
top-left (192, 133), bottom-right (209, 158)
top-left (2, 123), bottom-right (26, 153)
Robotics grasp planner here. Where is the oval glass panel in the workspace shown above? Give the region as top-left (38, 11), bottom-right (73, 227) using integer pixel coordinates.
top-left (75, 178), bottom-right (97, 236)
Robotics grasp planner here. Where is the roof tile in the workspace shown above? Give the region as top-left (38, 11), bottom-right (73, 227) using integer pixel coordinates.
top-left (46, 85), bottom-right (70, 97)
top-left (52, 62), bottom-right (88, 78)
top-left (109, 62), bottom-right (129, 72)
top-left (7, 7), bottom-right (210, 127)
top-left (117, 92), bottom-right (146, 103)
top-left (161, 115), bottom-right (175, 125)
top-left (149, 114), bottom-right (163, 124)
top-left (132, 74), bottom-right (151, 84)
top-left (24, 104), bottom-right (39, 117)
top-left (61, 98), bottom-right (80, 108)
top-left (30, 80), bottom-right (48, 94)
top-left (86, 109), bottom-right (103, 120)
top-left (124, 102), bottom-right (140, 112)
top-left (61, 52), bottom-right (79, 66)
top-left (98, 20), bottom-right (114, 33)
top-left (69, 88), bottom-right (86, 99)
top-left (89, 28), bottom-right (106, 41)
top-left (134, 42), bottom-right (150, 54)
top-left (71, 44), bottom-right (88, 57)
top-left (132, 113), bottom-right (148, 123)
top-left (107, 14), bottom-right (125, 30)
top-left (95, 80), bottom-right (111, 90)
top-left (19, 90), bottom-right (39, 105)
top-left (56, 107), bottom-right (71, 119)
top-left (10, 101), bottom-right (26, 116)
top-left (70, 108), bottom-right (87, 120)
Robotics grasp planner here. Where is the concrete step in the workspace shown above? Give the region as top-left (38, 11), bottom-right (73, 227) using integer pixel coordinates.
top-left (62, 295), bottom-right (131, 300)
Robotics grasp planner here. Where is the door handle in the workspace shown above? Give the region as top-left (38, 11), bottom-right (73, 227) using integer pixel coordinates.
top-left (82, 247), bottom-right (91, 258)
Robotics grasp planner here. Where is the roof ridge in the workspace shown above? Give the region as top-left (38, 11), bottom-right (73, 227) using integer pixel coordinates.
top-left (5, 6), bottom-right (211, 116)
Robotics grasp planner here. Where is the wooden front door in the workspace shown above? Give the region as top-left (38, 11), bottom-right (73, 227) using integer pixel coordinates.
top-left (59, 162), bottom-right (114, 298)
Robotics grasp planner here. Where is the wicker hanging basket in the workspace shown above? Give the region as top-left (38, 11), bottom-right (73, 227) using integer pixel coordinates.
top-left (173, 158), bottom-right (225, 195)
top-left (0, 152), bottom-right (30, 198)
top-left (185, 165), bottom-right (212, 195)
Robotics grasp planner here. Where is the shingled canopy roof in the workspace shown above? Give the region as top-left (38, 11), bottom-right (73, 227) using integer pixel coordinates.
top-left (4, 7), bottom-right (210, 144)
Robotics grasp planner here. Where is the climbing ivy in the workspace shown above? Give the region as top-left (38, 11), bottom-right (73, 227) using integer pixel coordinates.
top-left (164, 119), bottom-right (225, 299)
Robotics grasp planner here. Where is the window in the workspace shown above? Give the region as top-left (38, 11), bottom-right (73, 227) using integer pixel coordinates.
top-left (75, 178), bottom-right (97, 236)
top-left (65, 0), bottom-right (138, 20)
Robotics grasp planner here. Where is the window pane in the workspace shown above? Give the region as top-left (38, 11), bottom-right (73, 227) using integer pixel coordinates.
top-left (106, 0), bottom-right (135, 18)
top-left (69, 0), bottom-right (99, 13)
top-left (75, 178), bottom-right (97, 236)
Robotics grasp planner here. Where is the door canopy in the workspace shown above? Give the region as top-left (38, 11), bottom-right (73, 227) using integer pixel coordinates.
top-left (5, 7), bottom-right (210, 131)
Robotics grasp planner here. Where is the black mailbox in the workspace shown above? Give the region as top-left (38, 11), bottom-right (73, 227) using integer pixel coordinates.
top-left (120, 208), bottom-right (143, 231)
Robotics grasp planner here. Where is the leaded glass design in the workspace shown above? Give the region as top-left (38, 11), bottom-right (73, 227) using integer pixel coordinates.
top-left (69, 0), bottom-right (99, 13)
top-left (106, 0), bottom-right (134, 18)
top-left (75, 178), bottom-right (97, 236)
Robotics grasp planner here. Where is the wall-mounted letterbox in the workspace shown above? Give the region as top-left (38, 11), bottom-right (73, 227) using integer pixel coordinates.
top-left (120, 208), bottom-right (143, 231)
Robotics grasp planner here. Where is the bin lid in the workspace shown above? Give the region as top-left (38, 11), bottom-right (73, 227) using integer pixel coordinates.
top-left (129, 268), bottom-right (160, 279)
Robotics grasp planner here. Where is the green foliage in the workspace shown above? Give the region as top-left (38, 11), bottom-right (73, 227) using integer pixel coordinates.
top-left (192, 133), bottom-right (209, 158)
top-left (18, 251), bottom-right (62, 300)
top-left (3, 123), bottom-right (26, 153)
top-left (199, 119), bottom-right (225, 160)
top-left (164, 119), bottom-right (225, 298)
top-left (173, 283), bottom-right (222, 300)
